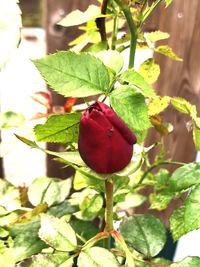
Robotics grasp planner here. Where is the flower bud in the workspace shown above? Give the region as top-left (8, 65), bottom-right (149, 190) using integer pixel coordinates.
top-left (78, 101), bottom-right (137, 173)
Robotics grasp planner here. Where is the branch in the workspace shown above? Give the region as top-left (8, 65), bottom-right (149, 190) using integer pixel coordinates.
top-left (96, 0), bottom-right (109, 42)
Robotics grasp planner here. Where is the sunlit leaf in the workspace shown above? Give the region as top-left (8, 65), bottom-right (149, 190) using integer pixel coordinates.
top-left (110, 85), bottom-right (152, 143)
top-left (33, 51), bottom-right (110, 97)
top-left (0, 179), bottom-right (21, 212)
top-left (75, 189), bottom-right (104, 221)
top-left (57, 5), bottom-right (106, 27)
top-left (120, 69), bottom-right (156, 97)
top-left (138, 58), bottom-right (160, 84)
top-left (171, 257), bottom-right (200, 267)
top-left (17, 252), bottom-right (72, 267)
top-left (149, 190), bottom-right (175, 211)
top-left (193, 126), bottom-right (200, 150)
top-left (78, 247), bottom-right (119, 267)
top-left (39, 214), bottom-right (77, 252)
top-left (169, 163), bottom-right (200, 191)
top-left (28, 177), bottom-right (72, 207)
top-left (93, 50), bottom-right (124, 74)
top-left (171, 97), bottom-right (192, 114)
top-left (148, 96), bottom-right (170, 116)
top-left (154, 45), bottom-right (182, 61)
top-left (34, 113), bottom-right (80, 143)
top-left (146, 31), bottom-right (170, 43)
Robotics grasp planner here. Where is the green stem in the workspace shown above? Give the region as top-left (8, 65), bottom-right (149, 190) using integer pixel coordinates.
top-left (104, 179), bottom-right (114, 249)
top-left (111, 230), bottom-right (135, 267)
top-left (114, 0), bottom-right (137, 68)
top-left (134, 160), bottom-right (185, 188)
top-left (111, 15), bottom-right (118, 50)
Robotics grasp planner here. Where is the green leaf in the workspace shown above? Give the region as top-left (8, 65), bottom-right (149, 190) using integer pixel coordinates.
top-left (170, 185), bottom-right (200, 240)
top-left (39, 214), bottom-right (77, 251)
top-left (149, 190), bottom-right (175, 211)
top-left (148, 96), bottom-right (171, 116)
top-left (77, 189), bottom-right (104, 220)
top-left (70, 219), bottom-right (99, 245)
top-left (86, 41), bottom-right (108, 53)
top-left (57, 5), bottom-right (105, 27)
top-left (0, 179), bottom-right (21, 211)
top-left (120, 214), bottom-right (166, 257)
top-left (34, 113), bottom-right (81, 143)
top-left (54, 151), bottom-right (86, 166)
top-left (146, 31), bottom-right (170, 43)
top-left (171, 257), bottom-right (200, 267)
top-left (138, 58), bottom-right (160, 84)
top-left (170, 206), bottom-right (187, 241)
top-left (11, 204), bottom-right (48, 225)
top-left (0, 227), bottom-right (9, 238)
top-left (68, 20), bottom-right (100, 52)
top-left (154, 45), bottom-right (182, 61)
top-left (184, 185), bottom-right (200, 231)
top-left (28, 177), bottom-right (72, 207)
top-left (171, 97), bottom-right (192, 114)
top-left (78, 247), bottom-right (119, 267)
top-left (17, 252), bottom-right (72, 267)
top-left (110, 85), bottom-right (152, 143)
top-left (193, 126), bottom-right (200, 150)
top-left (115, 193), bottom-right (146, 210)
top-left (33, 51), bottom-right (110, 97)
top-left (0, 111), bottom-right (25, 129)
top-left (169, 163), bottom-right (200, 191)
top-left (47, 200), bottom-right (78, 218)
top-left (120, 69), bottom-right (156, 98)
top-left (93, 50), bottom-right (124, 74)
top-left (73, 169), bottom-right (104, 192)
top-left (9, 217), bottom-right (47, 262)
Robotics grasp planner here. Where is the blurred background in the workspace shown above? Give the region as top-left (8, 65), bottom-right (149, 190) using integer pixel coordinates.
top-left (0, 0), bottom-right (200, 261)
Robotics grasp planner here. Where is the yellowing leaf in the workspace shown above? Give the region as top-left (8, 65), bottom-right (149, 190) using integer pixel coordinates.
top-left (138, 59), bottom-right (160, 84)
top-left (154, 45), bottom-right (182, 61)
top-left (150, 115), bottom-right (173, 136)
top-left (148, 96), bottom-right (171, 116)
top-left (165, 0), bottom-right (173, 7)
top-left (171, 97), bottom-right (192, 114)
top-left (58, 5), bottom-right (105, 27)
top-left (146, 31), bottom-right (170, 43)
top-left (193, 126), bottom-right (200, 150)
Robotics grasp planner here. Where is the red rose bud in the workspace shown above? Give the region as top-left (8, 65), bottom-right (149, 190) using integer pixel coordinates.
top-left (78, 101), bottom-right (137, 173)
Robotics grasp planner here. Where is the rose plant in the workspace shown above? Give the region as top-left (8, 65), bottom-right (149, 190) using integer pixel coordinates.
top-left (1, 0), bottom-right (200, 266)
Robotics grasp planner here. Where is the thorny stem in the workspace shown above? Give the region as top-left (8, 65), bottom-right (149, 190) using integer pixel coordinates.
top-left (96, 0), bottom-right (109, 43)
top-left (133, 160), bottom-right (185, 189)
top-left (114, 0), bottom-right (137, 68)
top-left (104, 179), bottom-right (114, 249)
